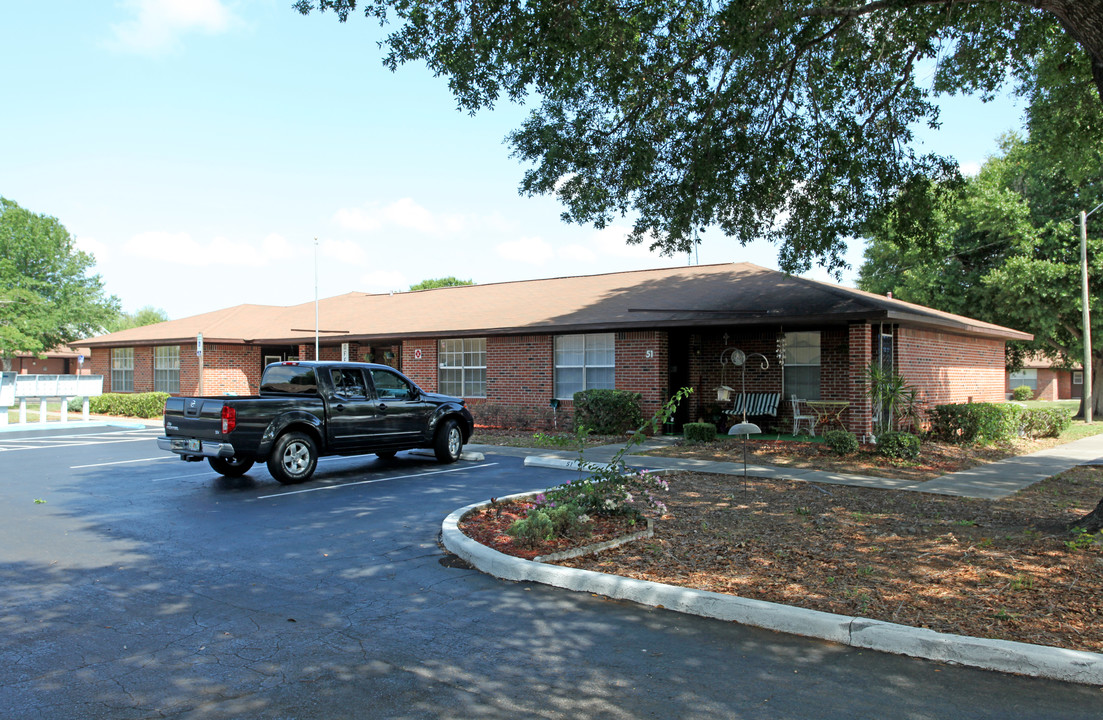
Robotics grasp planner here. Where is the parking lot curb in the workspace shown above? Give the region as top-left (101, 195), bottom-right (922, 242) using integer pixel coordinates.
top-left (442, 492), bottom-right (1103, 686)
top-left (0, 420), bottom-right (149, 434)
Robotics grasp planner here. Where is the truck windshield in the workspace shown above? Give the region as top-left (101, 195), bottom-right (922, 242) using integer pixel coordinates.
top-left (260, 365), bottom-right (319, 394)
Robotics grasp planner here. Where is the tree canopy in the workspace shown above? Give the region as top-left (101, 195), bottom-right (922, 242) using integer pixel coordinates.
top-left (105, 306), bottom-right (170, 333)
top-left (409, 276), bottom-right (475, 291)
top-left (297, 1), bottom-right (1103, 275)
top-left (0, 197), bottom-right (120, 368)
top-left (857, 55), bottom-right (1103, 408)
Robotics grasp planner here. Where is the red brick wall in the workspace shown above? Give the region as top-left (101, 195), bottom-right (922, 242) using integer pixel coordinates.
top-left (1004, 369), bottom-right (1081, 401)
top-left (85, 326), bottom-right (1010, 435)
top-left (848, 323), bottom-right (873, 437)
top-left (615, 330), bottom-right (668, 420)
top-left (897, 327), bottom-right (1006, 411)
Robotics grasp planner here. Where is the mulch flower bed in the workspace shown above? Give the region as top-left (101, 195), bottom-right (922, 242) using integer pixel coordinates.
top-left (458, 499), bottom-right (643, 561)
top-left (457, 469), bottom-right (1103, 654)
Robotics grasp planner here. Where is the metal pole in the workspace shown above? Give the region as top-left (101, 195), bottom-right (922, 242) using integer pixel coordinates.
top-left (1082, 211), bottom-right (1093, 423)
top-left (314, 237), bottom-right (320, 361)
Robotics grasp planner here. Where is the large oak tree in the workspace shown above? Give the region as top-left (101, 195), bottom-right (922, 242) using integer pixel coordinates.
top-left (0, 198), bottom-right (120, 370)
top-left (297, 1), bottom-right (1103, 274)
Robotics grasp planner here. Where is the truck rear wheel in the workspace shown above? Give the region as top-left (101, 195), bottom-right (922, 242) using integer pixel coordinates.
top-left (434, 419), bottom-right (463, 464)
top-left (267, 431), bottom-right (318, 484)
top-left (208, 456), bottom-right (255, 477)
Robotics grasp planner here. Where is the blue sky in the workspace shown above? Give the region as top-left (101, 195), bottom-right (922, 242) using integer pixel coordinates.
top-left (2, 1), bottom-right (1027, 320)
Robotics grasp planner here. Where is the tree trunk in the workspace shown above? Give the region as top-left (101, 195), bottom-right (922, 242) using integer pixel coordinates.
top-left (1071, 496), bottom-right (1103, 533)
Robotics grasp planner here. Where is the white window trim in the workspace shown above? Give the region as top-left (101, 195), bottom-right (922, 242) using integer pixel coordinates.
top-left (438, 338), bottom-right (487, 398)
top-left (554, 333), bottom-right (616, 400)
top-left (154, 346), bottom-right (180, 394)
top-left (111, 348), bottom-right (134, 393)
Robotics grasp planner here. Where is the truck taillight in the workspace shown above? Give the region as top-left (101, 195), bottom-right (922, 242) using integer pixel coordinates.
top-left (221, 406), bottom-right (236, 434)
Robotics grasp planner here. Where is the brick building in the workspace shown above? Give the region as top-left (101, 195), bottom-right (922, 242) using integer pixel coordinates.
top-left (79, 263), bottom-right (1031, 437)
top-left (1006, 354), bottom-right (1083, 401)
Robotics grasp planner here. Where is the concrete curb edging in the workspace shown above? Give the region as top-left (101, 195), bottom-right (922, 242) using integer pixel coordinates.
top-left (0, 420), bottom-right (150, 434)
top-left (442, 491), bottom-right (1103, 686)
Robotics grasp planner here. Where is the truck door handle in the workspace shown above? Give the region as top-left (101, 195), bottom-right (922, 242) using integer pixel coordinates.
top-left (378, 403), bottom-right (387, 410)
top-left (335, 404), bottom-right (345, 411)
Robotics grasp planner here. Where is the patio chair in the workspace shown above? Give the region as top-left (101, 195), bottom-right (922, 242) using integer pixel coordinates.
top-left (790, 395), bottom-right (815, 436)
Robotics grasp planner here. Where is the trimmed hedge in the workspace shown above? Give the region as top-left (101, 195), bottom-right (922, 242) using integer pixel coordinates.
top-left (572, 389), bottom-right (644, 434)
top-left (69, 392), bottom-right (170, 419)
top-left (1011, 385), bottom-right (1034, 402)
top-left (683, 422), bottom-right (717, 444)
top-left (877, 431), bottom-right (921, 459)
top-left (824, 430), bottom-right (859, 455)
top-left (930, 402), bottom-right (1074, 444)
top-left (1020, 407), bottom-right (1074, 439)
top-left (928, 402), bottom-right (1022, 445)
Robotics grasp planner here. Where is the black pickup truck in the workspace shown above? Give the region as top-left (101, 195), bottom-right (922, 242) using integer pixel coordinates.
top-left (157, 361), bottom-right (475, 484)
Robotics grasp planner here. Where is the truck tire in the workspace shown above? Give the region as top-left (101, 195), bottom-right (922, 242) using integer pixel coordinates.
top-left (267, 431), bottom-right (318, 484)
top-left (434, 419), bottom-right (463, 464)
top-left (208, 456), bottom-right (255, 477)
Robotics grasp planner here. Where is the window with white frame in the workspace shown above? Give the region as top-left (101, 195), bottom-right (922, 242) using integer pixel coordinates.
top-left (1074, 370), bottom-right (1084, 386)
top-left (783, 331), bottom-right (821, 400)
top-left (111, 348), bottom-right (134, 393)
top-left (154, 346), bottom-right (180, 393)
top-left (1009, 369), bottom-right (1038, 391)
top-left (555, 333), bottom-right (615, 399)
top-left (438, 338), bottom-right (486, 397)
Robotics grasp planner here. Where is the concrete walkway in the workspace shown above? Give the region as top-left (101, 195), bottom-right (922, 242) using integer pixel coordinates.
top-left (496, 431), bottom-right (1103, 499)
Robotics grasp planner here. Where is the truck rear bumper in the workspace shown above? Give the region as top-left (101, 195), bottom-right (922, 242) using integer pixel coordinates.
top-left (158, 436), bottom-right (237, 459)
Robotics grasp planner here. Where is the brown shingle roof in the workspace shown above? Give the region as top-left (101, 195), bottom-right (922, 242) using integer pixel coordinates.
top-left (79, 263), bottom-right (1032, 347)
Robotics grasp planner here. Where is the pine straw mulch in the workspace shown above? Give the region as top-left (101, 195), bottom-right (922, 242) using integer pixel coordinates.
top-left (459, 467), bottom-right (1103, 654)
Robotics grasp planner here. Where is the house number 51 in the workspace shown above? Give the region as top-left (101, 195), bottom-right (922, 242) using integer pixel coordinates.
top-left (645, 350), bottom-right (654, 359)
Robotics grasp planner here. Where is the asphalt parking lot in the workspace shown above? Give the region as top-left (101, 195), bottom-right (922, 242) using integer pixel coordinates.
top-left (1, 424), bottom-right (1100, 719)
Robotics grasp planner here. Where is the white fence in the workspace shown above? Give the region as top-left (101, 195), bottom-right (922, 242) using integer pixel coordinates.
top-left (0, 373), bottom-right (105, 425)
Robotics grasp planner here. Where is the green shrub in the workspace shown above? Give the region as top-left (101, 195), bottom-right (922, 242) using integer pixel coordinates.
top-left (1011, 385), bottom-right (1034, 402)
top-left (572, 389), bottom-right (644, 435)
top-left (83, 392), bottom-right (170, 419)
top-left (1020, 407), bottom-right (1073, 439)
top-left (506, 502), bottom-right (593, 547)
top-left (928, 403), bottom-right (1022, 445)
top-left (506, 510), bottom-right (555, 547)
top-left (824, 430), bottom-right (859, 455)
top-left (877, 431), bottom-right (921, 459)
top-left (683, 422), bottom-right (717, 444)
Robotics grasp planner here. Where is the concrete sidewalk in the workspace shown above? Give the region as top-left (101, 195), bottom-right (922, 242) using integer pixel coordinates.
top-left (503, 431), bottom-right (1103, 499)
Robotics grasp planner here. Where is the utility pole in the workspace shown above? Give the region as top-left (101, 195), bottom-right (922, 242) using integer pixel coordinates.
top-left (315, 237), bottom-right (319, 361)
top-left (1082, 210), bottom-right (1093, 423)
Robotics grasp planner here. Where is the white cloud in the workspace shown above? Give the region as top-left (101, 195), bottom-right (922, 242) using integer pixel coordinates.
top-left (110, 0), bottom-right (237, 54)
top-left (123, 230), bottom-right (294, 267)
top-left (497, 236), bottom-right (554, 264)
top-left (333, 198), bottom-right (470, 236)
top-left (960, 161), bottom-right (982, 177)
top-left (333, 207), bottom-right (383, 233)
top-left (359, 270), bottom-right (408, 293)
top-left (321, 238), bottom-right (367, 265)
top-left (592, 225), bottom-right (653, 259)
top-left (74, 235), bottom-right (111, 263)
top-left (558, 244), bottom-right (596, 263)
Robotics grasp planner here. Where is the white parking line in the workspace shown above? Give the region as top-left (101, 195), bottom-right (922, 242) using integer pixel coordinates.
top-left (71, 456), bottom-right (176, 469)
top-left (0, 431), bottom-right (160, 453)
top-left (257, 462), bottom-right (499, 500)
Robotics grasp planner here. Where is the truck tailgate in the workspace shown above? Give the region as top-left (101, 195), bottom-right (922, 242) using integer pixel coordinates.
top-left (163, 396), bottom-right (227, 439)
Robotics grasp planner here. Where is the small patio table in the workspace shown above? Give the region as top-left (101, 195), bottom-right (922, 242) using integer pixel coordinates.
top-left (805, 400), bottom-right (849, 432)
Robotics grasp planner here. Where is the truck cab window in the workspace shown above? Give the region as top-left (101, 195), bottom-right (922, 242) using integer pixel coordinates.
top-left (370, 369), bottom-right (413, 400)
top-left (330, 368), bottom-right (367, 398)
